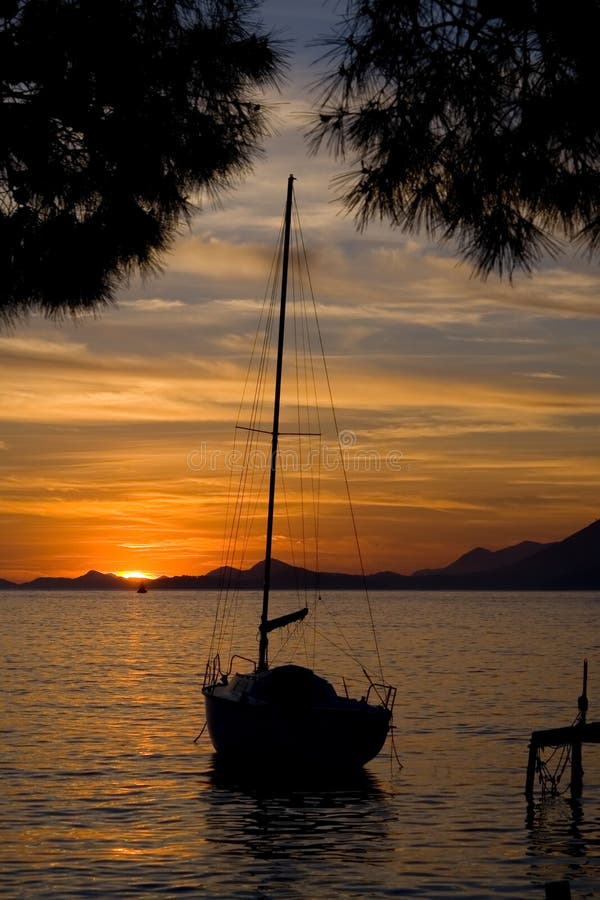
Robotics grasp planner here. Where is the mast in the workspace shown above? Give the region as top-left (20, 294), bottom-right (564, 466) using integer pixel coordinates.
top-left (258, 174), bottom-right (294, 672)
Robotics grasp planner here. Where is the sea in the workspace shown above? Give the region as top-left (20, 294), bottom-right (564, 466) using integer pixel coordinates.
top-left (1, 590), bottom-right (599, 899)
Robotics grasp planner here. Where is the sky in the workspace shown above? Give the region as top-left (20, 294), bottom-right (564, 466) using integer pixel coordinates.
top-left (1, 1), bottom-right (600, 582)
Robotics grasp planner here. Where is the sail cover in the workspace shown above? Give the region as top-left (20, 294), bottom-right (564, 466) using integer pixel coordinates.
top-left (260, 607), bottom-right (308, 634)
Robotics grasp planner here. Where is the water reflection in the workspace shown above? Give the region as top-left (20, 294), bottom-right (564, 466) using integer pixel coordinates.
top-left (198, 756), bottom-right (397, 897)
top-left (207, 754), bottom-right (384, 794)
top-left (526, 796), bottom-right (600, 893)
top-left (526, 796), bottom-right (585, 845)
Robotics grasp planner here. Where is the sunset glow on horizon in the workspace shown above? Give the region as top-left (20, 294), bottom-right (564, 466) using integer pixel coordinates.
top-left (116, 571), bottom-right (156, 581)
top-left (2, 226), bottom-right (599, 583)
top-left (1, 1), bottom-right (599, 584)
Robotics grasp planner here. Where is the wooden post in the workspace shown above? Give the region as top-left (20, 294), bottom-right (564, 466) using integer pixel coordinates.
top-left (525, 739), bottom-right (538, 799)
top-left (545, 881), bottom-right (571, 899)
top-left (578, 658), bottom-right (588, 724)
top-left (571, 740), bottom-right (583, 798)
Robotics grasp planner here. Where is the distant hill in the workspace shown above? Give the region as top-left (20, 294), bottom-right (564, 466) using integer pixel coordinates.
top-left (413, 540), bottom-right (551, 577)
top-left (0, 577), bottom-right (17, 589)
top-left (150, 559), bottom-right (380, 591)
top-left (16, 570), bottom-right (139, 591)
top-left (2, 519), bottom-right (599, 590)
top-left (486, 518), bottom-right (600, 588)
top-left (410, 519), bottom-right (600, 590)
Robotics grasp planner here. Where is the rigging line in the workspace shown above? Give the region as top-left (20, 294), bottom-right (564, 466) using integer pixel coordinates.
top-left (296, 213), bottom-right (385, 683)
top-left (193, 721), bottom-right (207, 744)
top-left (277, 462), bottom-right (304, 606)
top-left (215, 307), bottom-right (277, 639)
top-left (270, 616), bottom-right (310, 668)
top-left (237, 221), bottom-right (284, 416)
top-left (293, 198), bottom-right (322, 668)
top-left (290, 232), bottom-right (301, 569)
top-left (221, 475), bottom-right (268, 657)
top-left (208, 434), bottom-right (244, 659)
top-left (217, 244), bottom-right (279, 588)
top-left (317, 589), bottom-right (362, 659)
top-left (293, 198), bottom-right (310, 569)
top-left (390, 726), bottom-right (404, 772)
top-left (290, 199), bottom-right (323, 668)
top-left (236, 324), bottom-right (280, 576)
top-left (214, 240), bottom-right (283, 657)
top-left (222, 229), bottom-right (282, 557)
top-left (221, 442), bottom-right (270, 654)
top-left (217, 425), bottom-right (260, 631)
top-left (240, 467), bottom-right (269, 571)
top-left (244, 319), bottom-right (274, 455)
top-left (222, 425), bottom-right (259, 579)
top-left (243, 220), bottom-right (285, 429)
top-left (251, 287), bottom-right (277, 428)
top-left (211, 189), bottom-right (300, 665)
top-left (311, 623), bottom-right (377, 674)
top-left (289, 194), bottom-right (323, 662)
top-left (303, 292), bottom-right (322, 669)
top-left (223, 488), bottom-right (264, 651)
top-left (208, 398), bottom-right (257, 657)
top-left (290, 220), bottom-right (309, 578)
top-left (295, 218), bottom-right (319, 585)
top-left (235, 226), bottom-right (281, 544)
top-left (295, 207), bottom-right (322, 602)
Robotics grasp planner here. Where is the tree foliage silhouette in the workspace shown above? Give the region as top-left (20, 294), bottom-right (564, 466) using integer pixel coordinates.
top-left (309, 0), bottom-right (600, 276)
top-left (0, 0), bottom-right (283, 325)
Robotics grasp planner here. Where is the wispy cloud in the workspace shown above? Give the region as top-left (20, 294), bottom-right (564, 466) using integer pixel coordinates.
top-left (120, 298), bottom-right (186, 311)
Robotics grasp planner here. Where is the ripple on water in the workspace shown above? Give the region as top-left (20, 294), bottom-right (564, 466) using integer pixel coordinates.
top-left (1, 591), bottom-right (599, 898)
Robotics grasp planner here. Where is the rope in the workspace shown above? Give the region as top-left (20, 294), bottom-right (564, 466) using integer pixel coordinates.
top-left (295, 208), bottom-right (386, 684)
top-left (207, 212), bottom-right (287, 667)
top-left (534, 711), bottom-right (583, 797)
top-left (193, 721), bottom-right (207, 744)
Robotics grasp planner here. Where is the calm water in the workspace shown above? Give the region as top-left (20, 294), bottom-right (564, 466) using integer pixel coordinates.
top-left (1, 591), bottom-right (599, 898)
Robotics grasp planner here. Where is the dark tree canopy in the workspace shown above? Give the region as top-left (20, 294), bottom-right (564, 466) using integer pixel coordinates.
top-left (0, 0), bottom-right (283, 325)
top-left (310, 0), bottom-right (600, 276)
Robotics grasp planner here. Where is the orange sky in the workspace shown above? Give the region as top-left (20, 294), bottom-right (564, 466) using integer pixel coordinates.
top-left (1, 4), bottom-right (600, 582)
top-left (2, 209), bottom-right (599, 581)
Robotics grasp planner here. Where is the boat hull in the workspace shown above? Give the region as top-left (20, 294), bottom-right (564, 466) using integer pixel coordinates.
top-left (203, 688), bottom-right (391, 771)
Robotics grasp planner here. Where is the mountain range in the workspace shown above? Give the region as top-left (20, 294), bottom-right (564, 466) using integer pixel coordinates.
top-left (2, 518), bottom-right (599, 591)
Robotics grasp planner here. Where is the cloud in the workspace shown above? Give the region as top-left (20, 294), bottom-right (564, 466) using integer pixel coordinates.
top-left (0, 335), bottom-right (89, 360)
top-left (167, 233), bottom-right (274, 284)
top-left (146, 224), bottom-right (600, 332)
top-left (523, 371), bottom-right (565, 380)
top-left (120, 298), bottom-right (186, 311)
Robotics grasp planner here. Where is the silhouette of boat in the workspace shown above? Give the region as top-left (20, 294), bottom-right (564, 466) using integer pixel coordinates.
top-left (137, 581), bottom-right (147, 594)
top-left (202, 175), bottom-right (395, 772)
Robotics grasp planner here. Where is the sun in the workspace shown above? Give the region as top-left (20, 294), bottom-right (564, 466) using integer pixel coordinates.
top-left (117, 570), bottom-right (154, 580)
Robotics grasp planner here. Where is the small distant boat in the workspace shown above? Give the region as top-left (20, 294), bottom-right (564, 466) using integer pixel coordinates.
top-left (201, 175), bottom-right (396, 773)
top-left (137, 581), bottom-right (147, 594)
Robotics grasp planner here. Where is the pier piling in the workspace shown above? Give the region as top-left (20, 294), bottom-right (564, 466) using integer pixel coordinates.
top-left (525, 660), bottom-right (599, 799)
top-left (544, 881), bottom-right (571, 899)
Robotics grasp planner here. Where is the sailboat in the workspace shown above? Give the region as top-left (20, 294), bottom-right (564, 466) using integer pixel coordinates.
top-left (202, 175), bottom-right (395, 771)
